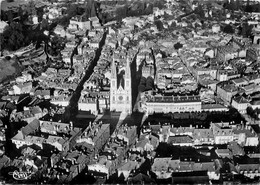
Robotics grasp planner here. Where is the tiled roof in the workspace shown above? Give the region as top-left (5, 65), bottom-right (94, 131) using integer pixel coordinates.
top-left (147, 95), bottom-right (201, 103)
top-left (233, 96), bottom-right (249, 104)
top-left (168, 135), bottom-right (193, 144)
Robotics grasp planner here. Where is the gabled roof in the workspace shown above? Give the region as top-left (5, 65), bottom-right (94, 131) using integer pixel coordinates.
top-left (21, 119), bottom-right (40, 136)
top-left (12, 130), bottom-right (25, 141)
top-left (233, 96), bottom-right (249, 104)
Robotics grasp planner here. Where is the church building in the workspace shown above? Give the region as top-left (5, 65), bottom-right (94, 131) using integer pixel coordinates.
top-left (110, 56), bottom-right (132, 114)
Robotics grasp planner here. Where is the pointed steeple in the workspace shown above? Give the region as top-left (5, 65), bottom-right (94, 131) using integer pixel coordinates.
top-left (111, 54), bottom-right (117, 79)
top-left (125, 56), bottom-right (131, 79)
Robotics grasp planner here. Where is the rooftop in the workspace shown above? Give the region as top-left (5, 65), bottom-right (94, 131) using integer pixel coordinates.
top-left (147, 95), bottom-right (201, 103)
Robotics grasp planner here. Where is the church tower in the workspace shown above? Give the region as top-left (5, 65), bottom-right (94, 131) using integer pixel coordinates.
top-left (110, 55), bottom-right (132, 114)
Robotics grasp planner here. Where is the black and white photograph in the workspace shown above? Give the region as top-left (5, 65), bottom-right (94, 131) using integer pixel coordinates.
top-left (0, 0), bottom-right (260, 184)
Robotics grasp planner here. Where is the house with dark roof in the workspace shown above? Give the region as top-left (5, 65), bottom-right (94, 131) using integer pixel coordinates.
top-left (232, 78), bottom-right (249, 87)
top-left (217, 82), bottom-right (238, 103)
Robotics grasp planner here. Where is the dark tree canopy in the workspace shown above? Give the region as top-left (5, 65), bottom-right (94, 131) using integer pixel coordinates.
top-left (174, 42), bottom-right (183, 50)
top-left (223, 24), bottom-right (235, 34)
top-left (154, 20), bottom-right (163, 31)
top-left (194, 4), bottom-right (205, 18)
top-left (25, 0), bottom-right (37, 16)
top-left (1, 22), bottom-right (26, 51)
top-left (240, 22), bottom-right (253, 38)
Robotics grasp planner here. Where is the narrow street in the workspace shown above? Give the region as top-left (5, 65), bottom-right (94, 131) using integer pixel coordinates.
top-left (62, 30), bottom-right (107, 123)
top-left (178, 51), bottom-right (195, 78)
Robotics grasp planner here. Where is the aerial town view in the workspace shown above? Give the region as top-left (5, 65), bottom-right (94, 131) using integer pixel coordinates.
top-left (0, 0), bottom-right (260, 184)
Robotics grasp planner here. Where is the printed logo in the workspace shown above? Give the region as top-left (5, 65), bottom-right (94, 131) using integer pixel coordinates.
top-left (8, 170), bottom-right (34, 180)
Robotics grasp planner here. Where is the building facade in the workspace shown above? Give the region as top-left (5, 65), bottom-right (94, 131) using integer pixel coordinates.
top-left (142, 95), bottom-right (201, 114)
top-left (110, 56), bottom-right (132, 114)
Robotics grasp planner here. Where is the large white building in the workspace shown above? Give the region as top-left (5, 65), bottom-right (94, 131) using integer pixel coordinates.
top-left (141, 94), bottom-right (202, 114)
top-left (110, 56), bottom-right (132, 114)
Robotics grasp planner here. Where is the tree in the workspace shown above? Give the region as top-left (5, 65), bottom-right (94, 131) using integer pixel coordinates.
top-left (116, 6), bottom-right (127, 21)
top-left (174, 42), bottom-right (183, 50)
top-left (154, 20), bottom-right (163, 31)
top-left (236, 0), bottom-right (241, 11)
top-left (57, 16), bottom-right (70, 28)
top-left (41, 18), bottom-right (49, 30)
top-left (7, 10), bottom-right (13, 23)
top-left (240, 22), bottom-right (253, 38)
top-left (245, 0), bottom-right (252, 12)
top-left (67, 4), bottom-right (78, 18)
top-left (247, 106), bottom-right (255, 118)
top-left (144, 3), bottom-right (153, 15)
top-left (25, 0), bottom-right (37, 16)
top-left (194, 4), bottom-right (205, 18)
top-left (0, 33), bottom-right (4, 52)
top-left (2, 22), bottom-right (25, 51)
top-left (48, 35), bottom-right (66, 56)
top-left (154, 1), bottom-right (165, 9)
top-left (236, 64), bottom-right (247, 75)
top-left (223, 24), bottom-right (235, 34)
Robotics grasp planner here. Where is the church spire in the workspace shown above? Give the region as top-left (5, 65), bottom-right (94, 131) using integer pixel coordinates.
top-left (111, 54), bottom-right (117, 79)
top-left (125, 56), bottom-right (131, 79)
